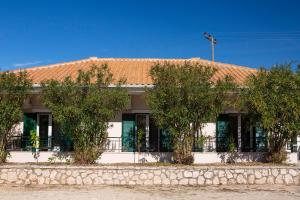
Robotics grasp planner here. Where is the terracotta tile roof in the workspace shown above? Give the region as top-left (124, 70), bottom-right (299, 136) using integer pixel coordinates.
top-left (12, 57), bottom-right (257, 86)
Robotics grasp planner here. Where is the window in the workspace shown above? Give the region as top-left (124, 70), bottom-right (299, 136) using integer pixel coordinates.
top-left (121, 113), bottom-right (172, 152)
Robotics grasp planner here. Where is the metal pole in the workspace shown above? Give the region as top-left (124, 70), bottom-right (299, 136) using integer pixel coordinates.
top-left (204, 32), bottom-right (217, 63)
top-left (211, 36), bottom-right (214, 63)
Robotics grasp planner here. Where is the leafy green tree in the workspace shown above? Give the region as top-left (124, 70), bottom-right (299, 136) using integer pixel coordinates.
top-left (146, 62), bottom-right (235, 164)
top-left (0, 71), bottom-right (32, 163)
top-left (41, 64), bottom-right (130, 164)
top-left (240, 64), bottom-right (300, 163)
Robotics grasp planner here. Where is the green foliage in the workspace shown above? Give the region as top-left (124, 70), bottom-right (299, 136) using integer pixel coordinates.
top-left (41, 64), bottom-right (130, 164)
top-left (146, 62), bottom-right (236, 164)
top-left (30, 130), bottom-right (39, 149)
top-left (0, 71), bottom-right (32, 163)
top-left (136, 129), bottom-right (144, 153)
top-left (240, 63), bottom-right (300, 163)
top-left (195, 135), bottom-right (207, 152)
top-left (227, 135), bottom-right (236, 153)
top-left (30, 130), bottom-right (40, 161)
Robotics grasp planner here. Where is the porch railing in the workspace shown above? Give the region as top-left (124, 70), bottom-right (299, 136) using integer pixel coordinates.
top-left (6, 136), bottom-right (217, 152)
top-left (6, 136), bottom-right (124, 152)
top-left (6, 136), bottom-right (73, 152)
top-left (8, 136), bottom-right (290, 153)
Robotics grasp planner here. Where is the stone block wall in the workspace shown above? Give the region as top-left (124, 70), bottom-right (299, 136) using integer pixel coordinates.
top-left (0, 165), bottom-right (298, 185)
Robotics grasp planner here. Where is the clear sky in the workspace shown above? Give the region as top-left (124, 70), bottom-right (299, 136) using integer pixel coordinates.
top-left (0, 0), bottom-right (299, 70)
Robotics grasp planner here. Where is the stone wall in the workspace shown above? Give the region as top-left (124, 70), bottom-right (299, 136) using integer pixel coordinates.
top-left (0, 165), bottom-right (298, 185)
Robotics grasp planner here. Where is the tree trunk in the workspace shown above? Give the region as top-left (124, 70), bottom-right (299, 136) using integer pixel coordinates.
top-left (0, 137), bottom-right (8, 163)
top-left (267, 130), bottom-right (288, 163)
top-left (173, 134), bottom-right (194, 164)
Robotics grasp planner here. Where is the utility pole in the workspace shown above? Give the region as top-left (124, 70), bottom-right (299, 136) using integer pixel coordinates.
top-left (203, 32), bottom-right (217, 62)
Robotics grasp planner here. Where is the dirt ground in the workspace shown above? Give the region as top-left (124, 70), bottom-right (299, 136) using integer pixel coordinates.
top-left (0, 185), bottom-right (299, 200)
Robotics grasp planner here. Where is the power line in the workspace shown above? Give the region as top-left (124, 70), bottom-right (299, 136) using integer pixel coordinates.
top-left (213, 31), bottom-right (300, 41)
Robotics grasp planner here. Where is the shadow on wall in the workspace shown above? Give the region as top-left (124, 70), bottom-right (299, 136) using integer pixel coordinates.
top-left (30, 151), bottom-right (271, 164)
top-left (48, 152), bottom-right (73, 163)
top-left (138, 152), bottom-right (173, 163)
top-left (217, 152), bottom-right (267, 163)
top-left (134, 152), bottom-right (269, 164)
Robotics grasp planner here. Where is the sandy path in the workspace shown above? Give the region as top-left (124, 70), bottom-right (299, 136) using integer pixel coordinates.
top-left (0, 185), bottom-right (299, 200)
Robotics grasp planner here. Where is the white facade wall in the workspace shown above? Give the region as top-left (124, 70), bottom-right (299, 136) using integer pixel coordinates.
top-left (107, 112), bottom-right (122, 138)
top-left (19, 94), bottom-right (219, 139)
top-left (10, 92), bottom-right (300, 164)
top-left (7, 151), bottom-right (298, 164)
top-left (202, 123), bottom-right (216, 137)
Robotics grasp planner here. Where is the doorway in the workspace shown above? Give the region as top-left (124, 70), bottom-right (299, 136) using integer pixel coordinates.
top-left (216, 114), bottom-right (238, 152)
top-left (37, 114), bottom-right (51, 150)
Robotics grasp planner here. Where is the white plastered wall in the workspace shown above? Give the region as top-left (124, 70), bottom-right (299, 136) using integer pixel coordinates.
top-left (7, 152), bottom-right (298, 164)
top-left (9, 92), bottom-right (300, 164)
top-left (201, 123), bottom-right (216, 137)
top-left (18, 94), bottom-right (150, 139)
top-left (107, 112), bottom-right (122, 138)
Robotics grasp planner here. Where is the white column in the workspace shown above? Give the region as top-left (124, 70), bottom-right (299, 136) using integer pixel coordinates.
top-left (145, 115), bottom-right (150, 150)
top-left (48, 114), bottom-right (52, 149)
top-left (36, 114), bottom-right (40, 150)
top-left (237, 114), bottom-right (242, 152)
top-left (36, 114), bottom-right (40, 137)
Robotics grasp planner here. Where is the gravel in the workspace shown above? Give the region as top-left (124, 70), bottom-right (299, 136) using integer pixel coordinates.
top-left (0, 185), bottom-right (299, 200)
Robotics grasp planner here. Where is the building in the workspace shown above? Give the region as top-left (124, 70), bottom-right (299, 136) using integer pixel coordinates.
top-left (7, 57), bottom-right (300, 164)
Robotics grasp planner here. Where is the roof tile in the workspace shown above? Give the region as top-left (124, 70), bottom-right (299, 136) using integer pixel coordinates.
top-left (12, 57), bottom-right (257, 85)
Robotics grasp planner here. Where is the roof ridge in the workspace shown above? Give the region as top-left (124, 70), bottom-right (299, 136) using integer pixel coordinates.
top-left (11, 57), bottom-right (96, 72)
top-left (11, 57), bottom-right (256, 72)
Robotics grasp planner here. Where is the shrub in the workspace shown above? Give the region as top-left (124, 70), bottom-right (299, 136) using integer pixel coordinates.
top-left (42, 64), bottom-right (130, 164)
top-left (240, 64), bottom-right (300, 163)
top-left (146, 62), bottom-right (235, 164)
top-left (0, 71), bottom-right (31, 163)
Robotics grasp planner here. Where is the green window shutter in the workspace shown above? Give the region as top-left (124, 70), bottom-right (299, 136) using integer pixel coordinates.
top-left (254, 122), bottom-right (267, 152)
top-left (160, 129), bottom-right (172, 152)
top-left (122, 114), bottom-right (136, 152)
top-left (22, 113), bottom-right (37, 149)
top-left (216, 114), bottom-right (230, 152)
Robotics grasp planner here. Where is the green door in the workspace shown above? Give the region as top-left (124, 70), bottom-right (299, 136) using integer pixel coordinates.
top-left (216, 114), bottom-right (230, 152)
top-left (122, 114), bottom-right (136, 152)
top-left (22, 113), bottom-right (37, 149)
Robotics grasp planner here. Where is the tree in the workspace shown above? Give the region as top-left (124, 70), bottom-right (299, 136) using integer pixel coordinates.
top-left (0, 71), bottom-right (32, 163)
top-left (146, 62), bottom-right (235, 164)
top-left (41, 64), bottom-right (130, 164)
top-left (240, 64), bottom-right (300, 163)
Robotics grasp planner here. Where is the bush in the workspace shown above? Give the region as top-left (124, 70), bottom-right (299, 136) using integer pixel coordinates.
top-left (266, 151), bottom-right (287, 163)
top-left (240, 63), bottom-right (300, 163)
top-left (42, 64), bottom-right (130, 164)
top-left (146, 62), bottom-right (235, 164)
top-left (0, 71), bottom-right (31, 163)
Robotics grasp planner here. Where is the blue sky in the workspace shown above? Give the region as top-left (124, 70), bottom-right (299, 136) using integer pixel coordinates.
top-left (0, 0), bottom-right (299, 70)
